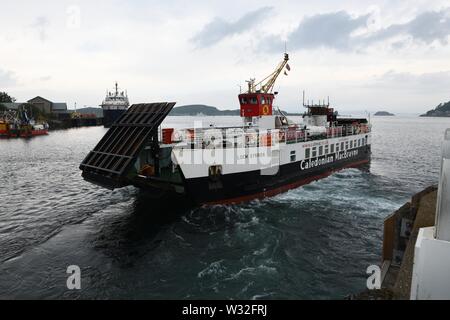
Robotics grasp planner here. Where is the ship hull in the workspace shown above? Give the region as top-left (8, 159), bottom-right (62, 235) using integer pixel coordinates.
top-left (103, 109), bottom-right (127, 128)
top-left (135, 144), bottom-right (371, 205)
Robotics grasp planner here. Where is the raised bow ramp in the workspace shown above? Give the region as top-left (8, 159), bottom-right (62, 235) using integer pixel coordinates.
top-left (79, 102), bottom-right (176, 189)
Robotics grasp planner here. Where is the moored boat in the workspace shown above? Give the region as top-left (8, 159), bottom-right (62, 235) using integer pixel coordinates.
top-left (0, 109), bottom-right (49, 138)
top-left (100, 82), bottom-right (130, 128)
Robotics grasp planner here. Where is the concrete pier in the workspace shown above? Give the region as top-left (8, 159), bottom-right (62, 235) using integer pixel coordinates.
top-left (354, 129), bottom-right (450, 300)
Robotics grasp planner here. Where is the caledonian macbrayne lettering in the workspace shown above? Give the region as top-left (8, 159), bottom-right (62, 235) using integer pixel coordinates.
top-left (300, 150), bottom-right (359, 171)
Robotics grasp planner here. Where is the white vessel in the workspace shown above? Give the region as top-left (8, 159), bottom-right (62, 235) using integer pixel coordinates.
top-left (100, 82), bottom-right (130, 128)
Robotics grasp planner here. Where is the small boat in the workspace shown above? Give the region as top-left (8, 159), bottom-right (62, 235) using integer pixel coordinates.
top-left (0, 108), bottom-right (49, 138)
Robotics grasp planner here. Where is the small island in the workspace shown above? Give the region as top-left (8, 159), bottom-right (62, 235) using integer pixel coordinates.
top-left (374, 111), bottom-right (395, 116)
top-left (421, 101), bottom-right (450, 117)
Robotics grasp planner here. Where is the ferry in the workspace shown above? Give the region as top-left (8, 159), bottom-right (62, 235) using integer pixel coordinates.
top-left (100, 82), bottom-right (130, 128)
top-left (80, 54), bottom-right (371, 205)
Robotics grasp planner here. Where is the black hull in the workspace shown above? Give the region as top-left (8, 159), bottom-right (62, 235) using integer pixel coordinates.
top-left (184, 145), bottom-right (371, 205)
top-left (103, 109), bottom-right (127, 128)
top-left (133, 145), bottom-right (371, 205)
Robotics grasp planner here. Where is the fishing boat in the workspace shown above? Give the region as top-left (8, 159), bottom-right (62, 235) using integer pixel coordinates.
top-left (0, 109), bottom-right (49, 138)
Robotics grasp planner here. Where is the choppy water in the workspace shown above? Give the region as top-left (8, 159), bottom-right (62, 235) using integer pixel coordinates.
top-left (0, 116), bottom-right (448, 299)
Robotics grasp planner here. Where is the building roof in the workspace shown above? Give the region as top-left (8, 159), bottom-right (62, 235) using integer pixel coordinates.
top-left (28, 96), bottom-right (53, 104)
top-left (52, 103), bottom-right (68, 111)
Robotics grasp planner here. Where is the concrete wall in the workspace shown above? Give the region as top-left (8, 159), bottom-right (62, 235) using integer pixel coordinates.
top-left (411, 227), bottom-right (450, 299)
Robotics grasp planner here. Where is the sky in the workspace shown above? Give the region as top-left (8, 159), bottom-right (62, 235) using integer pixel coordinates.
top-left (1, 0), bottom-right (450, 113)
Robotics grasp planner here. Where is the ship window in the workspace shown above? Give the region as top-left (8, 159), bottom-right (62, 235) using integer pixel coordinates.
top-left (330, 144), bottom-right (335, 153)
top-left (358, 139), bottom-right (361, 147)
top-left (290, 151), bottom-right (296, 162)
top-left (319, 146), bottom-right (323, 156)
top-left (325, 145), bottom-right (329, 154)
top-left (350, 141), bottom-right (353, 149)
top-left (336, 143), bottom-right (340, 152)
top-left (250, 97), bottom-right (258, 104)
top-left (345, 141), bottom-right (349, 150)
top-left (341, 142), bottom-right (344, 150)
top-left (312, 147), bottom-right (317, 158)
top-left (261, 97), bottom-right (266, 104)
top-left (241, 97), bottom-right (248, 104)
top-left (354, 140), bottom-right (357, 147)
top-left (305, 148), bottom-right (310, 159)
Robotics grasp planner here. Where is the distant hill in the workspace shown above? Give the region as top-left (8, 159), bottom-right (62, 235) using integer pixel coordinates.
top-left (169, 105), bottom-right (240, 116)
top-left (421, 101), bottom-right (450, 117)
top-left (168, 104), bottom-right (302, 116)
top-left (374, 111), bottom-right (395, 116)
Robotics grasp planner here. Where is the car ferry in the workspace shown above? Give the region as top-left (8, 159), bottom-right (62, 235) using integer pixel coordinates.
top-left (80, 54), bottom-right (371, 205)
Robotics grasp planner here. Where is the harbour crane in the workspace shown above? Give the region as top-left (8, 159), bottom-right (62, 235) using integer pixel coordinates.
top-left (246, 53), bottom-right (290, 94)
top-left (239, 53), bottom-right (291, 117)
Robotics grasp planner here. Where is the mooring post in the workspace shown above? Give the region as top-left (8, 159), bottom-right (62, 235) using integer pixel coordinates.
top-left (435, 129), bottom-right (450, 241)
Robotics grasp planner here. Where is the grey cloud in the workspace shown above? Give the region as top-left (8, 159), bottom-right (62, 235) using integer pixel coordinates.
top-left (362, 9), bottom-right (450, 45)
top-left (31, 16), bottom-right (50, 41)
top-left (368, 70), bottom-right (450, 94)
top-left (40, 76), bottom-right (52, 82)
top-left (0, 69), bottom-right (17, 87)
top-left (262, 8), bottom-right (450, 52)
top-left (191, 7), bottom-right (273, 48)
top-left (286, 11), bottom-right (369, 51)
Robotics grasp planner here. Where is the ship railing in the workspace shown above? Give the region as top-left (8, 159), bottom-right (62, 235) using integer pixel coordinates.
top-left (159, 123), bottom-right (371, 149)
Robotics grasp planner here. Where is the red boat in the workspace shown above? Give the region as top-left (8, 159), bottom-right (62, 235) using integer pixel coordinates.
top-left (0, 110), bottom-right (49, 138)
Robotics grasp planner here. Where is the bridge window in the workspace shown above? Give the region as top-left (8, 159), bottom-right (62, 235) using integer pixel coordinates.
top-left (312, 147), bottom-right (317, 158)
top-left (319, 146), bottom-right (323, 156)
top-left (241, 97), bottom-right (248, 104)
top-left (330, 144), bottom-right (335, 153)
top-left (345, 141), bottom-right (349, 150)
top-left (261, 97), bottom-right (266, 104)
top-left (250, 97), bottom-right (258, 104)
top-left (341, 142), bottom-right (345, 151)
top-left (336, 143), bottom-right (340, 152)
top-left (325, 145), bottom-right (329, 154)
top-left (305, 148), bottom-right (310, 159)
top-left (358, 139), bottom-right (361, 147)
top-left (350, 141), bottom-right (353, 149)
